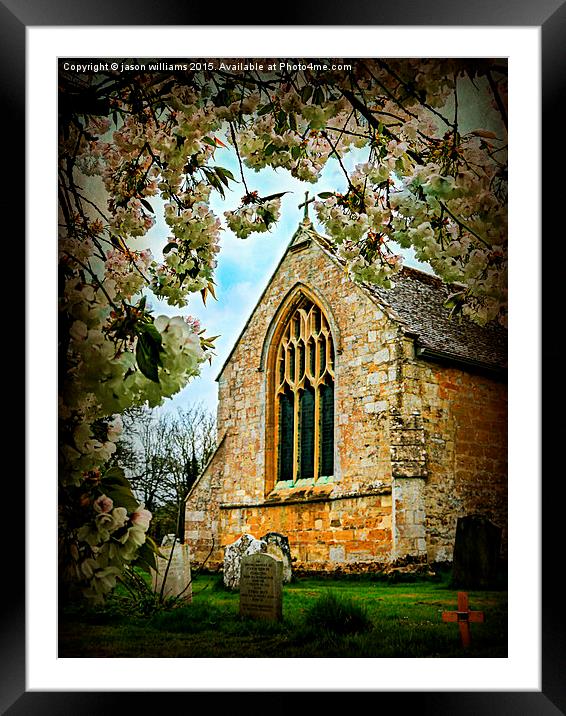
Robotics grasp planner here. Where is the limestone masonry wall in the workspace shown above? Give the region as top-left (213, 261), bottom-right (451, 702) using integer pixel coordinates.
top-left (185, 238), bottom-right (507, 572)
top-left (417, 363), bottom-right (507, 562)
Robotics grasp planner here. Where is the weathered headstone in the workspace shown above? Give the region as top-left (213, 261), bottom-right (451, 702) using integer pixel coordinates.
top-left (223, 533), bottom-right (265, 589)
top-left (161, 533), bottom-right (179, 547)
top-left (239, 552), bottom-right (283, 621)
top-left (451, 514), bottom-right (502, 589)
top-left (261, 532), bottom-right (293, 584)
top-left (152, 543), bottom-right (192, 602)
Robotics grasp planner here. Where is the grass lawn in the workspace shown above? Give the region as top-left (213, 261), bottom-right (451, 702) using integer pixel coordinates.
top-left (58, 569), bottom-right (507, 658)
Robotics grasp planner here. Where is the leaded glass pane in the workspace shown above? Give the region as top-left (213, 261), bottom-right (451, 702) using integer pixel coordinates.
top-left (300, 386), bottom-right (315, 479)
top-left (278, 388), bottom-right (294, 481)
top-left (320, 382), bottom-right (334, 476)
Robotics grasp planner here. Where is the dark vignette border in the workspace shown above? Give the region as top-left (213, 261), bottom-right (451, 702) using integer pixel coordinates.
top-left (9, 0), bottom-right (564, 713)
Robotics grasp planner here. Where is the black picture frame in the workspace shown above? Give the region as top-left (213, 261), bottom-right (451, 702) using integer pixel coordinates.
top-left (9, 1), bottom-right (562, 713)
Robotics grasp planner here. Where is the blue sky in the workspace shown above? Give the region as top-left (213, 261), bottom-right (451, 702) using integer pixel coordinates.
top-left (125, 72), bottom-right (505, 420)
top-left (145, 144), bottom-right (432, 417)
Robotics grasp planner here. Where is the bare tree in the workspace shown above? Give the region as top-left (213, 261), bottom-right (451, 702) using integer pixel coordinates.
top-left (112, 403), bottom-right (216, 543)
top-left (169, 405), bottom-right (216, 539)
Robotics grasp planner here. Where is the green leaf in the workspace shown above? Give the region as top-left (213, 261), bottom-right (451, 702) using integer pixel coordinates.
top-left (203, 168), bottom-right (225, 197)
top-left (257, 102), bottom-right (274, 116)
top-left (214, 180), bottom-right (225, 198)
top-left (134, 539), bottom-right (158, 573)
top-left (216, 166), bottom-right (235, 181)
top-left (202, 136), bottom-right (217, 147)
top-left (291, 145), bottom-right (302, 160)
top-left (213, 89), bottom-right (229, 107)
top-left (317, 192), bottom-right (335, 199)
top-left (162, 241), bottom-right (178, 254)
top-left (444, 291), bottom-right (466, 314)
top-left (104, 485), bottom-right (140, 512)
top-left (101, 466), bottom-right (130, 489)
top-left (260, 191), bottom-right (290, 202)
top-left (137, 322), bottom-right (163, 346)
top-left (313, 86), bottom-right (325, 106)
top-left (258, 208), bottom-right (274, 228)
top-left (136, 341), bottom-right (158, 382)
top-left (140, 198), bottom-right (154, 214)
top-left (261, 191), bottom-right (291, 201)
top-left (136, 330), bottom-right (163, 383)
top-left (215, 168), bottom-right (231, 188)
top-left (300, 85), bottom-right (313, 103)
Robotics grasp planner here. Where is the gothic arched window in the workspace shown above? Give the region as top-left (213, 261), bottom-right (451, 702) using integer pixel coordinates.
top-left (271, 298), bottom-right (335, 486)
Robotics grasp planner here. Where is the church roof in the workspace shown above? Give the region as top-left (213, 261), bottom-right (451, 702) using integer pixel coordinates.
top-left (362, 267), bottom-right (507, 372)
top-left (216, 221), bottom-right (507, 379)
top-left (304, 222), bottom-right (507, 373)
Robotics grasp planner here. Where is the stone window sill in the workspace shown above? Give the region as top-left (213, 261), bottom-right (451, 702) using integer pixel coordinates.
top-left (272, 475), bottom-right (334, 491)
top-left (264, 480), bottom-right (335, 505)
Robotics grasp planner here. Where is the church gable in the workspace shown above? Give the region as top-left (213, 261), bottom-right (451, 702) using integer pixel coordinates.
top-left (185, 222), bottom-right (507, 573)
top-left (214, 223), bottom-right (403, 499)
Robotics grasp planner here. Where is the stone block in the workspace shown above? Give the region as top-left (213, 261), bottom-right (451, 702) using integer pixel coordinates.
top-left (390, 444), bottom-right (426, 462)
top-left (329, 545), bottom-right (345, 562)
top-left (373, 348), bottom-right (390, 364)
top-left (392, 461), bottom-right (427, 478)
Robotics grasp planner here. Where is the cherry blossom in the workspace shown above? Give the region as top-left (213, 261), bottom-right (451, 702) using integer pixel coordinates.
top-left (59, 58), bottom-right (507, 601)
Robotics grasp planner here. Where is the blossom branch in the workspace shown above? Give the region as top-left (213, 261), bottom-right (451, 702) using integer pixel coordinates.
top-left (438, 200), bottom-right (491, 247)
top-left (229, 121), bottom-right (250, 195)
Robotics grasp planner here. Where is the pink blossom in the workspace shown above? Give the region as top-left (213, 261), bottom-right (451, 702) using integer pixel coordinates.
top-left (131, 508), bottom-right (152, 530)
top-left (93, 494), bottom-right (113, 514)
top-left (184, 315), bottom-right (201, 333)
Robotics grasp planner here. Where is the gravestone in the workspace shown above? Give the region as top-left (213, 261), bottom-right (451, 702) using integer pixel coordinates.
top-left (451, 514), bottom-right (502, 589)
top-left (261, 532), bottom-right (293, 584)
top-left (152, 542), bottom-right (192, 602)
top-left (239, 552), bottom-right (283, 621)
top-left (161, 533), bottom-right (180, 547)
top-left (223, 533), bottom-right (265, 590)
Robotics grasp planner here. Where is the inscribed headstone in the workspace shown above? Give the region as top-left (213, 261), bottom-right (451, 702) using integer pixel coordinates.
top-left (451, 514), bottom-right (502, 589)
top-left (239, 552), bottom-right (283, 621)
top-left (152, 543), bottom-right (192, 602)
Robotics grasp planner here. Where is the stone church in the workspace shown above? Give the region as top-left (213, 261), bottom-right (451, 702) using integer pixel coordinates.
top-left (184, 218), bottom-right (507, 574)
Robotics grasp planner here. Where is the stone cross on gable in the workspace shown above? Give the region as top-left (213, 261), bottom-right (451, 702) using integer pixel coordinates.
top-left (298, 191), bottom-right (315, 222)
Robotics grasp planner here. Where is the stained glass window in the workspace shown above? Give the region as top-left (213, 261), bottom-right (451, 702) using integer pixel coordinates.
top-left (274, 299), bottom-right (335, 482)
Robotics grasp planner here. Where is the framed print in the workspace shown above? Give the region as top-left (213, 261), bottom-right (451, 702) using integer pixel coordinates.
top-left (9, 1), bottom-right (562, 712)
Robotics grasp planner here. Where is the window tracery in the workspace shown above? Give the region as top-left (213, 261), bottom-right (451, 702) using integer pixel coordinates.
top-left (273, 298), bottom-right (335, 484)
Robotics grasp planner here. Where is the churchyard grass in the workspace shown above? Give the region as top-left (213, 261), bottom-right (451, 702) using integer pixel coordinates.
top-left (59, 569), bottom-right (507, 658)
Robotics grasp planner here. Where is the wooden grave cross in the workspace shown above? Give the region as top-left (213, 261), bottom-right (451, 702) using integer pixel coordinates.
top-left (442, 592), bottom-right (484, 648)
